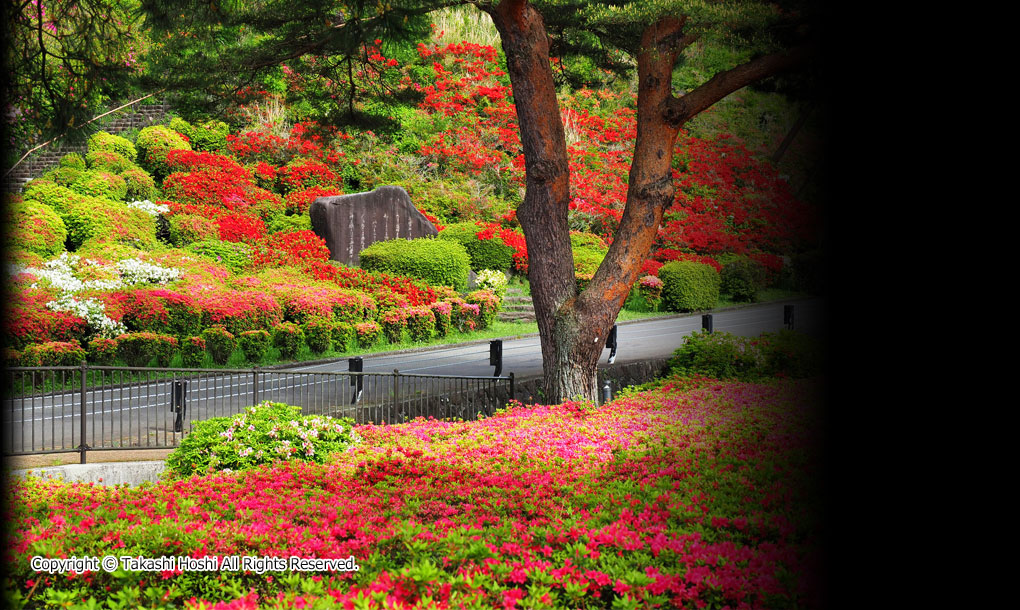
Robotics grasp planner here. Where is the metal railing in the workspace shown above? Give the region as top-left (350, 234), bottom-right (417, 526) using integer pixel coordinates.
top-left (2, 364), bottom-right (515, 463)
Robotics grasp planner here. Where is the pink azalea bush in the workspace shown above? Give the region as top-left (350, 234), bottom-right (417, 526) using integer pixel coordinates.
top-left (3, 376), bottom-right (822, 609)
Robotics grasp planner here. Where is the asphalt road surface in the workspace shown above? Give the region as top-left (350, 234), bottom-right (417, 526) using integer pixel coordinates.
top-left (3, 298), bottom-right (826, 455)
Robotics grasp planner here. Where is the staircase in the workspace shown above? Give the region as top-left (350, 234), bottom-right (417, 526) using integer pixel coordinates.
top-left (498, 285), bottom-right (536, 323)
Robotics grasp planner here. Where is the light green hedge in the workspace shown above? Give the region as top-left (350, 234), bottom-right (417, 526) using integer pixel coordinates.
top-left (659, 261), bottom-right (720, 312)
top-left (360, 237), bottom-right (470, 291)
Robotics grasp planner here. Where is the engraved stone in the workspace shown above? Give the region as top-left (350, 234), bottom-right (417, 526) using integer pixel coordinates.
top-left (309, 186), bottom-right (439, 266)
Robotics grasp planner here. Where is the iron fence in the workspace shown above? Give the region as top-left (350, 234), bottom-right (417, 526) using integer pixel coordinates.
top-left (2, 364), bottom-right (515, 463)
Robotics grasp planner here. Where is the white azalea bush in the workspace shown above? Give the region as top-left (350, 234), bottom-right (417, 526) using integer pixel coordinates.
top-left (165, 402), bottom-right (360, 478)
top-left (475, 268), bottom-right (508, 299)
top-left (11, 252), bottom-right (180, 294)
top-left (125, 199), bottom-right (169, 216)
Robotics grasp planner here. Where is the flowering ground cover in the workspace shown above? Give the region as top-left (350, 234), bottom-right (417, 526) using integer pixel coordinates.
top-left (3, 375), bottom-right (823, 609)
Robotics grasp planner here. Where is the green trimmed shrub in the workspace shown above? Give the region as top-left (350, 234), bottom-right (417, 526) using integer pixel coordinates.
top-left (355, 321), bottom-right (381, 348)
top-left (273, 322), bottom-right (304, 359)
top-left (380, 309), bottom-right (407, 344)
top-left (332, 323), bottom-right (356, 352)
top-left (438, 222), bottom-right (514, 271)
top-left (58, 152), bottom-right (86, 170)
top-left (201, 326), bottom-right (236, 365)
top-left (181, 336), bottom-right (206, 368)
top-left (88, 131), bottom-right (137, 160)
top-left (665, 329), bottom-right (823, 381)
top-left (116, 332), bottom-right (178, 367)
top-left (238, 329), bottom-right (271, 363)
top-left (70, 170), bottom-right (128, 201)
top-left (191, 120), bottom-right (229, 152)
top-left (405, 306), bottom-right (436, 343)
top-left (720, 258), bottom-right (769, 302)
top-left (120, 168), bottom-right (157, 201)
top-left (659, 261), bottom-right (720, 312)
top-left (86, 150), bottom-right (135, 173)
top-left (186, 240), bottom-right (251, 273)
top-left (360, 237), bottom-right (470, 291)
top-left (23, 182), bottom-right (155, 251)
top-left (135, 125), bottom-right (191, 178)
top-left (87, 337), bottom-right (118, 366)
top-left (40, 166), bottom-right (83, 187)
top-left (466, 289), bottom-right (500, 329)
top-left (4, 198), bottom-right (67, 257)
top-left (23, 341), bottom-right (87, 367)
top-left (430, 301), bottom-right (452, 337)
top-left (169, 215), bottom-right (219, 246)
top-left (164, 401), bottom-right (359, 478)
top-left (267, 213), bottom-right (312, 235)
top-left (303, 318), bottom-right (333, 354)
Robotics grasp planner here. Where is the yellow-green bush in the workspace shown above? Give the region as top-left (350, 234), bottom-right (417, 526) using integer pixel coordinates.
top-left (3, 197), bottom-right (67, 256)
top-left (659, 261), bottom-right (720, 312)
top-left (360, 237), bottom-right (470, 291)
top-left (88, 131), bottom-right (137, 160)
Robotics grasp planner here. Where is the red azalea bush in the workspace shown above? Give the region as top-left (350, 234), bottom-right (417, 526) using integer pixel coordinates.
top-left (277, 158), bottom-right (340, 192)
top-left (284, 185), bottom-right (343, 214)
top-left (4, 292), bottom-right (88, 349)
top-left (196, 290), bottom-right (283, 335)
top-left (86, 337), bottom-right (118, 365)
top-left (380, 309), bottom-right (408, 344)
top-left (116, 332), bottom-right (178, 367)
top-left (466, 289), bottom-right (500, 329)
top-left (21, 341), bottom-right (87, 367)
top-left (430, 301), bottom-right (452, 337)
top-left (272, 322), bottom-right (304, 359)
top-left (116, 289), bottom-right (202, 338)
top-left (303, 318), bottom-right (334, 354)
top-left (215, 212), bottom-right (266, 244)
top-left (251, 230), bottom-right (331, 269)
top-left (404, 306), bottom-right (436, 343)
top-left (355, 321), bottom-right (381, 348)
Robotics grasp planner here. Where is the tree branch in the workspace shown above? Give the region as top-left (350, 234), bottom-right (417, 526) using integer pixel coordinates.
top-left (666, 44), bottom-right (814, 127)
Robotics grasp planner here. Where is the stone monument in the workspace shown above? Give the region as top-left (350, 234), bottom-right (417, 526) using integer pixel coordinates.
top-left (309, 185), bottom-right (439, 266)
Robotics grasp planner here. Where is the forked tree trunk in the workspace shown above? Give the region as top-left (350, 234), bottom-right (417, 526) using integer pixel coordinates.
top-left (487, 1), bottom-right (811, 403)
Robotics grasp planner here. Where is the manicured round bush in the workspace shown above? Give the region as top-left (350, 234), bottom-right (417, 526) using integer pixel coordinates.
top-left (116, 332), bottom-right (178, 367)
top-left (40, 165), bottom-right (83, 186)
top-left (69, 170), bottom-right (128, 201)
top-left (87, 337), bottom-right (118, 366)
top-left (438, 222), bottom-right (514, 271)
top-left (405, 307), bottom-right (436, 343)
top-left (466, 289), bottom-right (500, 329)
top-left (4, 198), bottom-right (67, 257)
top-left (201, 326), bottom-right (236, 365)
top-left (23, 182), bottom-right (155, 251)
top-left (273, 322), bottom-right (304, 359)
top-left (86, 150), bottom-right (135, 173)
top-left (332, 323), bottom-right (356, 352)
top-left (120, 167), bottom-right (157, 201)
top-left (58, 152), bottom-right (86, 170)
top-left (23, 341), bottom-right (87, 367)
top-left (360, 237), bottom-right (470, 291)
top-left (659, 261), bottom-right (720, 312)
top-left (88, 131), bottom-right (137, 160)
top-left (168, 215), bottom-right (219, 246)
top-left (720, 258), bottom-right (769, 302)
top-left (238, 329), bottom-right (272, 363)
top-left (135, 125), bottom-right (191, 178)
top-left (380, 309), bottom-right (407, 344)
top-left (355, 321), bottom-right (381, 348)
top-left (186, 240), bottom-right (251, 273)
top-left (303, 318), bottom-right (333, 354)
top-left (181, 336), bottom-right (206, 368)
top-left (638, 274), bottom-right (664, 310)
top-left (430, 301), bottom-right (452, 337)
top-left (267, 212), bottom-right (312, 235)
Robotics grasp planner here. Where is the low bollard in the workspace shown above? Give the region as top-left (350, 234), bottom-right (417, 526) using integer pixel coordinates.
top-left (171, 380), bottom-right (187, 433)
top-left (605, 324), bottom-right (618, 364)
top-left (490, 339), bottom-right (503, 377)
top-left (349, 357), bottom-right (363, 405)
top-left (784, 304), bottom-right (795, 330)
top-left (702, 314), bottom-right (713, 333)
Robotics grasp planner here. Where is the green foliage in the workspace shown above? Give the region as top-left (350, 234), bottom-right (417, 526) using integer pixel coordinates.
top-left (267, 213), bottom-right (312, 235)
top-left (120, 167), bottom-right (157, 201)
top-left (4, 198), bottom-right (68, 257)
top-left (438, 222), bottom-right (514, 272)
top-left (69, 170), bottom-right (129, 201)
top-left (22, 341), bottom-right (87, 367)
top-left (87, 338), bottom-right (118, 366)
top-left (135, 125), bottom-right (191, 178)
top-left (186, 240), bottom-right (251, 273)
top-left (238, 330), bottom-right (272, 363)
top-left (201, 326), bottom-right (236, 365)
top-left (181, 336), bottom-right (207, 368)
top-left (164, 401), bottom-right (359, 478)
top-left (360, 237), bottom-right (470, 291)
top-left (404, 307), bottom-right (436, 343)
top-left (466, 290), bottom-right (500, 330)
top-left (22, 182), bottom-right (155, 251)
top-left (169, 215), bottom-right (219, 247)
top-left (665, 329), bottom-right (822, 381)
top-left (59, 153), bottom-right (87, 170)
top-left (720, 258), bottom-right (769, 302)
top-left (659, 261), bottom-right (720, 312)
top-left (40, 165), bottom-right (83, 187)
top-left (331, 323), bottom-right (356, 352)
top-left (355, 321), bottom-right (381, 348)
top-left (273, 322), bottom-right (304, 359)
top-left (116, 332), bottom-right (179, 368)
top-left (303, 318), bottom-right (333, 354)
top-left (88, 131), bottom-right (138, 160)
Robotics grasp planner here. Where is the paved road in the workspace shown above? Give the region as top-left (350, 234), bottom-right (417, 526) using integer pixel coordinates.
top-left (3, 298), bottom-right (825, 455)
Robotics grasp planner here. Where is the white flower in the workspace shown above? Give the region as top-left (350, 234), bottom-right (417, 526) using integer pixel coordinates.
top-left (45, 294), bottom-right (126, 339)
top-left (126, 199), bottom-right (169, 216)
top-left (116, 258), bottom-right (180, 285)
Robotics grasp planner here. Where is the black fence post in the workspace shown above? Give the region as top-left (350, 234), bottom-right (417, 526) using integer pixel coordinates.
top-left (349, 357), bottom-right (363, 405)
top-left (784, 305), bottom-right (795, 330)
top-left (79, 362), bottom-right (88, 464)
top-left (490, 339), bottom-right (503, 377)
top-left (392, 370), bottom-right (400, 424)
top-left (252, 366), bottom-right (260, 405)
top-left (172, 380), bottom-right (187, 433)
top-left (702, 314), bottom-right (714, 333)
